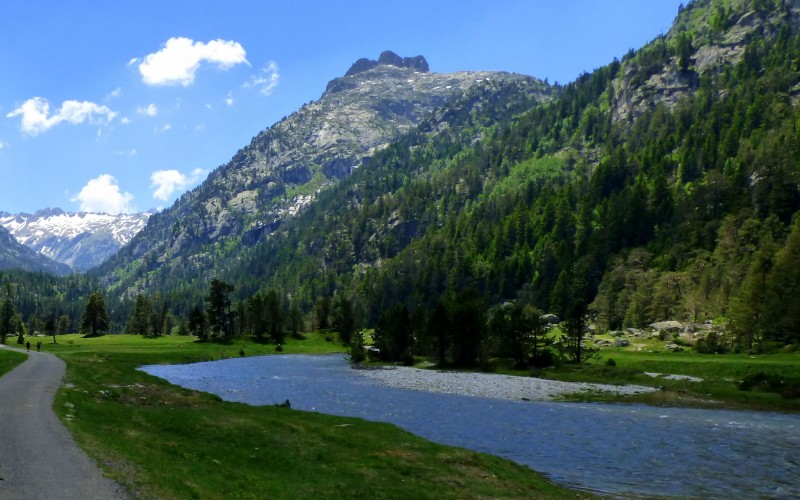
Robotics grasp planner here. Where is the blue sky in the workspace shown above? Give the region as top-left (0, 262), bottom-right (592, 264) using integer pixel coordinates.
top-left (0, 0), bottom-right (684, 214)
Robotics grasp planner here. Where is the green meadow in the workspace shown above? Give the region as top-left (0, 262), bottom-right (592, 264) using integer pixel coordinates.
top-left (40, 333), bottom-right (585, 499)
top-left (0, 347), bottom-right (27, 376)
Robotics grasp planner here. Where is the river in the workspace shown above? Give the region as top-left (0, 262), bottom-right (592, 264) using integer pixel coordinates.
top-left (140, 354), bottom-right (800, 498)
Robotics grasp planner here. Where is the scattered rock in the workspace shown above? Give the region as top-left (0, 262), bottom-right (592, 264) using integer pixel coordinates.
top-left (649, 321), bottom-right (683, 332)
top-left (540, 314), bottom-right (560, 325)
top-left (614, 339), bottom-right (630, 348)
top-left (665, 342), bottom-right (684, 352)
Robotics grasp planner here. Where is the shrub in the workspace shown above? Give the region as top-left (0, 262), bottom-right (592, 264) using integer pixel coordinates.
top-left (739, 371), bottom-right (800, 399)
top-left (531, 349), bottom-right (555, 369)
top-left (605, 358), bottom-right (617, 367)
top-left (694, 332), bottom-right (729, 354)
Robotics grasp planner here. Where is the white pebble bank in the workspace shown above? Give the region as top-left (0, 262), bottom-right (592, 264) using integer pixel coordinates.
top-left (354, 366), bottom-right (656, 401)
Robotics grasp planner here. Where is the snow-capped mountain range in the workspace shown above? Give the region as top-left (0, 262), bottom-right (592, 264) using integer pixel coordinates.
top-left (0, 208), bottom-right (151, 272)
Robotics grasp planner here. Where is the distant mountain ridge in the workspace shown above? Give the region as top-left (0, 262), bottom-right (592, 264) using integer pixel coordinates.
top-left (0, 208), bottom-right (151, 272)
top-left (0, 225), bottom-right (71, 275)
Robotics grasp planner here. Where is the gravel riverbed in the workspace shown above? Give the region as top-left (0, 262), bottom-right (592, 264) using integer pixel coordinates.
top-left (354, 365), bottom-right (657, 401)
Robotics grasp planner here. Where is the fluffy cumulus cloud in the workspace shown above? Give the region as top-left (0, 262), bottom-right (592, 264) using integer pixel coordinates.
top-left (139, 37), bottom-right (248, 86)
top-left (150, 168), bottom-right (208, 201)
top-left (244, 61), bottom-right (280, 95)
top-left (137, 103), bottom-right (158, 116)
top-left (71, 174), bottom-right (134, 214)
top-left (6, 97), bottom-right (117, 135)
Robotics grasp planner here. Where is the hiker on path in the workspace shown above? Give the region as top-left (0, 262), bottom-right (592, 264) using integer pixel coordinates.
top-left (26, 341), bottom-right (30, 351)
top-left (36, 340), bottom-right (41, 352)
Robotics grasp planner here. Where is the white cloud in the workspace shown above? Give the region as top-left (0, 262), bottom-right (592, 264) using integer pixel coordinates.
top-left (114, 149), bottom-right (137, 156)
top-left (137, 103), bottom-right (158, 116)
top-left (138, 37), bottom-right (248, 86)
top-left (120, 116), bottom-right (131, 125)
top-left (244, 61), bottom-right (280, 96)
top-left (107, 87), bottom-right (122, 100)
top-left (150, 168), bottom-right (208, 200)
top-left (71, 174), bottom-right (135, 214)
top-left (0, 141), bottom-right (6, 150)
top-left (156, 123), bottom-right (172, 133)
top-left (225, 91), bottom-right (234, 106)
top-left (6, 97), bottom-right (117, 136)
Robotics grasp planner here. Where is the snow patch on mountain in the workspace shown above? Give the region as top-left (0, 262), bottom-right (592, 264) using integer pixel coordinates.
top-left (0, 208), bottom-right (151, 271)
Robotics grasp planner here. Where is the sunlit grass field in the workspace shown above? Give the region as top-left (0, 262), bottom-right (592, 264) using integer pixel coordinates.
top-left (0, 346), bottom-right (27, 376)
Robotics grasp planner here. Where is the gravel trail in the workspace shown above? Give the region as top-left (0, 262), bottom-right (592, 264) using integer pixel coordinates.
top-left (355, 365), bottom-right (657, 401)
top-left (0, 345), bottom-right (128, 500)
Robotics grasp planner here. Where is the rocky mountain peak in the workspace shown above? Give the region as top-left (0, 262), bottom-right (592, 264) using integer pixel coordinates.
top-left (344, 50), bottom-right (429, 77)
top-left (33, 207), bottom-right (66, 218)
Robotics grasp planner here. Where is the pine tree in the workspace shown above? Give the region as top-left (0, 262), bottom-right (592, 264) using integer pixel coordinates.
top-left (80, 292), bottom-right (109, 337)
top-left (206, 279), bottom-right (235, 339)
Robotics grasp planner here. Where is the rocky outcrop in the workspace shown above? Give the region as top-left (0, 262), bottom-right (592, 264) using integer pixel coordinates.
top-left (612, 1), bottom-right (800, 124)
top-left (344, 50), bottom-right (430, 78)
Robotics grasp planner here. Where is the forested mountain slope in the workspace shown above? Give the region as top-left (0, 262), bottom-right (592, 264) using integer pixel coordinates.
top-left (94, 52), bottom-right (549, 304)
top-left (100, 0), bottom-right (800, 351)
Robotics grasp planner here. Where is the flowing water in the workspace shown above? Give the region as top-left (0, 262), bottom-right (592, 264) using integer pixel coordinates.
top-left (141, 354), bottom-right (800, 498)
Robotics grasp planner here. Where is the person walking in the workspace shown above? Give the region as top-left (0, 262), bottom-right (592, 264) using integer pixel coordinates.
top-left (36, 340), bottom-right (41, 352)
top-left (26, 341), bottom-right (30, 351)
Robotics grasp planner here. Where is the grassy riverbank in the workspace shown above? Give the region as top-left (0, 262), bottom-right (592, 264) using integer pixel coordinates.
top-left (0, 346), bottom-right (27, 376)
top-left (45, 333), bottom-right (587, 499)
top-left (489, 335), bottom-right (800, 412)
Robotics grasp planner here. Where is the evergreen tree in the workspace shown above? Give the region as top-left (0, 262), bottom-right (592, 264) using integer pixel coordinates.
top-left (449, 288), bottom-right (486, 368)
top-left (129, 294), bottom-right (152, 336)
top-left (80, 292), bottom-right (109, 337)
top-left (0, 298), bottom-right (14, 345)
top-left (57, 314), bottom-right (71, 335)
top-left (44, 314), bottom-right (57, 344)
top-left (428, 299), bottom-right (451, 366)
top-left (288, 301), bottom-right (303, 336)
top-left (314, 296), bottom-right (331, 330)
top-left (331, 294), bottom-right (355, 344)
top-left (206, 279), bottom-right (235, 338)
top-left (762, 217), bottom-right (800, 345)
top-left (264, 289), bottom-right (284, 344)
top-left (373, 303), bottom-right (412, 362)
top-left (188, 305), bottom-right (208, 339)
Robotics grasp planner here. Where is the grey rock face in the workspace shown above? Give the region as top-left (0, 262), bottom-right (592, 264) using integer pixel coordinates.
top-left (344, 50), bottom-right (430, 78)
